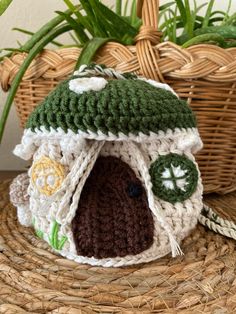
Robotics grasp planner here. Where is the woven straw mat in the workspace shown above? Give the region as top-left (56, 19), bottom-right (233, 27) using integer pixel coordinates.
top-left (0, 180), bottom-right (236, 314)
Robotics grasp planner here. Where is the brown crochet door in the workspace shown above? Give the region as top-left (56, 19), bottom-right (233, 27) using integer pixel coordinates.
top-left (72, 156), bottom-right (154, 259)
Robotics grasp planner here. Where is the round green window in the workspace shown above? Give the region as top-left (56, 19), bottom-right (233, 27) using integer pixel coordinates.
top-left (149, 153), bottom-right (199, 204)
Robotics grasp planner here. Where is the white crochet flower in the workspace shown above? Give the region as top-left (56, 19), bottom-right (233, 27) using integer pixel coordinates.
top-left (69, 77), bottom-right (108, 94)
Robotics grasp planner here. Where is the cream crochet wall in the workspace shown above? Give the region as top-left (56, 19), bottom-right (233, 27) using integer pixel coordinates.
top-left (0, 0), bottom-right (235, 170)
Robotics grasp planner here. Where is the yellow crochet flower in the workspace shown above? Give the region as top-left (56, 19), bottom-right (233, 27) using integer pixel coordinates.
top-left (31, 156), bottom-right (65, 196)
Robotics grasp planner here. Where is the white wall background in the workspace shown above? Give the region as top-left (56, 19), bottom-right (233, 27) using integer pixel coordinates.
top-left (0, 0), bottom-right (235, 170)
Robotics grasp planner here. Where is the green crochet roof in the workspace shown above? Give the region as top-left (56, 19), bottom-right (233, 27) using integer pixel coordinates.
top-left (26, 78), bottom-right (196, 136)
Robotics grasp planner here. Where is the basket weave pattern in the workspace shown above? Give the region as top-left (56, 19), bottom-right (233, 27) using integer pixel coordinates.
top-left (1, 0), bottom-right (236, 194)
top-left (1, 180), bottom-right (236, 313)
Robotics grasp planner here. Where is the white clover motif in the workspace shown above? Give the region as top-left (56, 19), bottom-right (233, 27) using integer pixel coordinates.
top-left (161, 165), bottom-right (188, 191)
top-left (149, 153), bottom-right (199, 204)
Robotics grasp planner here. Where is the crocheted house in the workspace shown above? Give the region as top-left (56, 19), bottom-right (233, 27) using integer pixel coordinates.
top-left (10, 64), bottom-right (203, 267)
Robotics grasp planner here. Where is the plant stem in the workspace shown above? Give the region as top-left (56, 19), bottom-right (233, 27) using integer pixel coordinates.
top-left (116, 0), bottom-right (122, 15)
top-left (0, 0), bottom-right (13, 15)
top-left (182, 33), bottom-right (225, 48)
top-left (63, 0), bottom-right (94, 35)
top-left (21, 9), bottom-right (73, 52)
top-left (222, 0), bottom-right (232, 24)
top-left (184, 0), bottom-right (194, 38)
top-left (13, 27), bottom-right (63, 47)
top-left (75, 37), bottom-right (112, 70)
top-left (223, 12), bottom-right (236, 25)
top-left (202, 0), bottom-right (215, 28)
top-left (0, 52), bottom-right (12, 62)
top-left (0, 24), bottom-right (71, 143)
top-left (195, 25), bottom-right (236, 39)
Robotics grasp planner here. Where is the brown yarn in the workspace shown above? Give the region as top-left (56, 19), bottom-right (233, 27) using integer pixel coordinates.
top-left (1, 0), bottom-right (236, 195)
top-left (71, 156), bottom-right (154, 259)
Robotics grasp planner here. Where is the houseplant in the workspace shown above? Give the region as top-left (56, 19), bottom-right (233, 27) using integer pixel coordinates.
top-left (1, 0), bottom-right (236, 194)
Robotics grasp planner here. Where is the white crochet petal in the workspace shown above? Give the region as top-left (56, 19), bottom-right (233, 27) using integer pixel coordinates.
top-left (69, 77), bottom-right (108, 94)
top-left (171, 165), bottom-right (187, 177)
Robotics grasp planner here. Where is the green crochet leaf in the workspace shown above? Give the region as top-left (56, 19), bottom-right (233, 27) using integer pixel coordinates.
top-left (32, 217), bottom-right (44, 239)
top-left (48, 220), bottom-right (68, 250)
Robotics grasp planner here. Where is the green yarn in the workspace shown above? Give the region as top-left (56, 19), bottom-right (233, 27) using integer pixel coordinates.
top-left (26, 78), bottom-right (196, 136)
top-left (48, 220), bottom-right (68, 250)
top-left (149, 153), bottom-right (199, 204)
top-left (32, 217), bottom-right (44, 239)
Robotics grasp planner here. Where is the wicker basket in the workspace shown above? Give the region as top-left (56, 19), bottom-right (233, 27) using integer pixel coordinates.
top-left (1, 0), bottom-right (236, 195)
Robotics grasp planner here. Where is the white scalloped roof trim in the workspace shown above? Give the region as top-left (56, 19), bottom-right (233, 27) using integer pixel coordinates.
top-left (13, 127), bottom-right (203, 161)
top-left (139, 78), bottom-right (179, 97)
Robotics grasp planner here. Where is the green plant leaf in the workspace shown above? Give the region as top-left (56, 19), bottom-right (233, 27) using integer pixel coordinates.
top-left (131, 0), bottom-right (137, 26)
top-left (175, 0), bottom-right (187, 25)
top-left (75, 37), bottom-right (113, 70)
top-left (159, 15), bottom-right (182, 31)
top-left (13, 27), bottom-right (63, 47)
top-left (56, 11), bottom-right (89, 44)
top-left (0, 0), bottom-right (13, 15)
top-left (2, 7), bottom-right (75, 60)
top-left (1, 8), bottom-right (74, 66)
top-left (123, 16), bottom-right (142, 32)
top-left (222, 0), bottom-right (232, 24)
top-left (0, 52), bottom-right (11, 62)
top-left (87, 0), bottom-right (118, 38)
top-left (92, 0), bottom-right (138, 38)
top-left (63, 0), bottom-right (94, 35)
top-left (22, 8), bottom-right (73, 52)
top-left (209, 17), bottom-right (225, 25)
top-left (80, 0), bottom-right (107, 37)
top-left (225, 41), bottom-right (236, 48)
top-left (159, 2), bottom-right (175, 11)
top-left (223, 12), bottom-right (236, 26)
top-left (69, 31), bottom-right (80, 45)
top-left (123, 0), bottom-right (129, 16)
top-left (177, 19), bottom-right (236, 45)
top-left (172, 7), bottom-right (178, 43)
top-left (184, 0), bottom-right (194, 38)
top-left (182, 33), bottom-right (225, 48)
top-left (0, 24), bottom-right (72, 143)
top-left (210, 11), bottom-right (227, 18)
top-left (164, 11), bottom-right (172, 42)
top-left (202, 0), bottom-right (215, 28)
top-left (196, 2), bottom-right (208, 14)
top-left (195, 25), bottom-right (236, 39)
top-left (0, 47), bottom-right (27, 53)
top-left (116, 0), bottom-right (122, 15)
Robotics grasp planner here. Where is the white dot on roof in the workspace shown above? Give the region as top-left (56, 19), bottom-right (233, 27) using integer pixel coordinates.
top-left (69, 77), bottom-right (108, 95)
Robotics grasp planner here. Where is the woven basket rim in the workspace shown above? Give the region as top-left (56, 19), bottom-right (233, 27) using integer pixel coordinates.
top-left (2, 41), bottom-right (236, 91)
top-left (2, 0), bottom-right (236, 89)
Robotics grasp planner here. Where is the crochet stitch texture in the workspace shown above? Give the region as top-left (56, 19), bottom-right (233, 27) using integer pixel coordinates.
top-left (27, 78), bottom-right (196, 136)
top-left (10, 64), bottom-right (204, 267)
